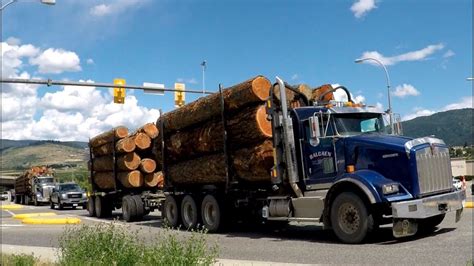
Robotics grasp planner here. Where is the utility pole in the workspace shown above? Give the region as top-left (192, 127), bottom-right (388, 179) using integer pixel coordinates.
top-left (201, 60), bottom-right (207, 96)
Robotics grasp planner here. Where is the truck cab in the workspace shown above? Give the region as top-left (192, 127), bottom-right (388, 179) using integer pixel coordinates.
top-left (31, 175), bottom-right (55, 205)
top-left (264, 77), bottom-right (465, 243)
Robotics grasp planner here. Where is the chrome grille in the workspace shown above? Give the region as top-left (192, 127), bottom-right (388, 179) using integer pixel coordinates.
top-left (415, 146), bottom-right (452, 196)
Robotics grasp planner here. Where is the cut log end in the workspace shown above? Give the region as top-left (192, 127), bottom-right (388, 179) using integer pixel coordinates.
top-left (116, 137), bottom-right (136, 153)
top-left (140, 158), bottom-right (156, 174)
top-left (144, 171), bottom-right (162, 188)
top-left (115, 126), bottom-right (129, 139)
top-left (141, 123), bottom-right (159, 139)
top-left (118, 153), bottom-right (141, 171)
top-left (256, 105), bottom-right (272, 137)
top-left (251, 76), bottom-right (271, 101)
top-left (118, 170), bottom-right (143, 188)
top-left (135, 133), bottom-right (151, 150)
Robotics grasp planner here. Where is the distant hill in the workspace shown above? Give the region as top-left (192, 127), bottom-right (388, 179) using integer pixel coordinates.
top-left (0, 141), bottom-right (88, 170)
top-left (402, 108), bottom-right (473, 147)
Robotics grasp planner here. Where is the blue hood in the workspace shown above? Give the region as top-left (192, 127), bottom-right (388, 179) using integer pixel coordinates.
top-left (344, 133), bottom-right (413, 153)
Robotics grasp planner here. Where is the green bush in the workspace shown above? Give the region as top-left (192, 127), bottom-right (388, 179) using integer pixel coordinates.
top-left (1, 253), bottom-right (38, 266)
top-left (57, 223), bottom-right (218, 266)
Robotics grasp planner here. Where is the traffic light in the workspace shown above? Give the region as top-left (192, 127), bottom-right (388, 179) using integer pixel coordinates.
top-left (114, 78), bottom-right (126, 104)
top-left (174, 83), bottom-right (185, 107)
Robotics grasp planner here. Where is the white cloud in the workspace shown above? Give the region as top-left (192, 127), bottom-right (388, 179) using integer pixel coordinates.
top-left (1, 39), bottom-right (160, 141)
top-left (351, 0), bottom-right (377, 18)
top-left (177, 78), bottom-right (198, 85)
top-left (354, 95), bottom-right (366, 103)
top-left (90, 0), bottom-right (149, 17)
top-left (402, 97), bottom-right (473, 121)
top-left (291, 74), bottom-right (299, 80)
top-left (86, 58), bottom-right (94, 65)
top-left (30, 48), bottom-right (81, 74)
top-left (443, 50), bottom-right (455, 58)
top-left (358, 43), bottom-right (445, 66)
top-left (6, 37), bottom-right (20, 45)
top-left (392, 84), bottom-right (420, 98)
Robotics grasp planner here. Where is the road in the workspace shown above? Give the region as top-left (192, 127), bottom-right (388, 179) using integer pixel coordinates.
top-left (1, 200), bottom-right (472, 265)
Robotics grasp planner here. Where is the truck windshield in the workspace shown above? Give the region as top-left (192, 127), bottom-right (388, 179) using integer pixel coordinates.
top-left (38, 177), bottom-right (54, 184)
top-left (60, 184), bottom-right (81, 192)
top-left (333, 113), bottom-right (386, 136)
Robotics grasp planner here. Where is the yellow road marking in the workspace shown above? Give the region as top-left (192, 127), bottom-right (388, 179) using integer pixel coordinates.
top-left (22, 217), bottom-right (81, 225)
top-left (0, 204), bottom-right (23, 210)
top-left (465, 201), bottom-right (473, 208)
top-left (13, 212), bottom-right (57, 220)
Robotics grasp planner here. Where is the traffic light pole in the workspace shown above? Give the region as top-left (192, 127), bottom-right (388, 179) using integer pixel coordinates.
top-left (0, 78), bottom-right (214, 95)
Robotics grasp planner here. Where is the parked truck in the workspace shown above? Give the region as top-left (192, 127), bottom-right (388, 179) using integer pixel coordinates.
top-left (159, 76), bottom-right (466, 244)
top-left (14, 166), bottom-right (55, 206)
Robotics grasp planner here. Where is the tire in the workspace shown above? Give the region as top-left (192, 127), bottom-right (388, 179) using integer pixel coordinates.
top-left (163, 195), bottom-right (180, 228)
top-left (24, 196), bottom-right (30, 205)
top-left (58, 200), bottom-right (64, 210)
top-left (201, 194), bottom-right (222, 233)
top-left (72, 206), bottom-right (76, 210)
top-left (87, 197), bottom-right (96, 217)
top-left (34, 197), bottom-right (38, 206)
top-left (122, 196), bottom-right (137, 222)
top-left (330, 192), bottom-right (371, 244)
top-left (95, 196), bottom-right (112, 218)
top-left (50, 201), bottom-right (55, 209)
top-left (15, 196), bottom-right (20, 204)
top-left (181, 195), bottom-right (199, 229)
top-left (82, 203), bottom-right (87, 210)
top-left (131, 195), bottom-right (144, 220)
top-left (418, 214), bottom-right (445, 234)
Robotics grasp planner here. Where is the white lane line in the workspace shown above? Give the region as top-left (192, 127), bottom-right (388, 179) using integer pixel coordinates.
top-left (81, 216), bottom-right (126, 226)
top-left (0, 224), bottom-right (24, 227)
top-left (5, 210), bottom-right (15, 216)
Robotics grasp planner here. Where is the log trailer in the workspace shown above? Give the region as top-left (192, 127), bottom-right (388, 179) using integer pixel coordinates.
top-left (87, 137), bottom-right (163, 222)
top-left (161, 77), bottom-right (466, 243)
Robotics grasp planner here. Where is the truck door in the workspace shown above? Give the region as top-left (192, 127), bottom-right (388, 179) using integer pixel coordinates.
top-left (301, 118), bottom-right (338, 187)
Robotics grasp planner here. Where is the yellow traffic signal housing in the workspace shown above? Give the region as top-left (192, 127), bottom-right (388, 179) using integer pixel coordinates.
top-left (174, 83), bottom-right (186, 107)
top-left (114, 78), bottom-right (126, 104)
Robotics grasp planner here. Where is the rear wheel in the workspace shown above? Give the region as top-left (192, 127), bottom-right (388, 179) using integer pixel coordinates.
top-left (163, 195), bottom-right (180, 228)
top-left (95, 196), bottom-right (112, 218)
top-left (330, 192), bottom-right (371, 244)
top-left (34, 197), bottom-right (38, 206)
top-left (58, 200), bottom-right (64, 210)
top-left (181, 195), bottom-right (199, 229)
top-left (201, 194), bottom-right (223, 233)
top-left (50, 201), bottom-right (55, 209)
top-left (131, 195), bottom-right (144, 221)
top-left (122, 196), bottom-right (137, 222)
top-left (87, 197), bottom-right (96, 217)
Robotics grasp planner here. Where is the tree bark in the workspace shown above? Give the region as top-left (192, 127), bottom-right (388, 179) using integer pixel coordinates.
top-left (168, 140), bottom-right (273, 184)
top-left (93, 172), bottom-right (116, 190)
top-left (159, 104), bottom-right (272, 164)
top-left (90, 126), bottom-right (128, 148)
top-left (118, 170), bottom-right (143, 188)
top-left (160, 76), bottom-right (271, 132)
top-left (93, 153), bottom-right (141, 171)
top-left (139, 158), bottom-right (156, 174)
top-left (144, 171), bottom-right (163, 188)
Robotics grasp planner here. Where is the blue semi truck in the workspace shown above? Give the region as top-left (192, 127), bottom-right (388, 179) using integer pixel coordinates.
top-left (162, 77), bottom-right (465, 244)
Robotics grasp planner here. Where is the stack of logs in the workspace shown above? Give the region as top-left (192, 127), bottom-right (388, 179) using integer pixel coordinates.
top-left (15, 166), bottom-right (54, 194)
top-left (155, 75), bottom-right (275, 184)
top-left (89, 124), bottom-right (164, 190)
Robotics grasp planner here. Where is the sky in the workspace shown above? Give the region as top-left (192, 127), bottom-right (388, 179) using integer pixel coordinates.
top-left (1, 0), bottom-right (472, 141)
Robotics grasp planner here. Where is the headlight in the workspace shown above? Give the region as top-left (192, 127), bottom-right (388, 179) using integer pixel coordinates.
top-left (382, 184), bottom-right (399, 195)
top-left (82, 192), bottom-right (87, 198)
top-left (61, 193), bottom-right (67, 199)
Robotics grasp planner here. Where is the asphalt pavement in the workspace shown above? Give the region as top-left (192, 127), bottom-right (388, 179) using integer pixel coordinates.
top-left (1, 199), bottom-right (473, 265)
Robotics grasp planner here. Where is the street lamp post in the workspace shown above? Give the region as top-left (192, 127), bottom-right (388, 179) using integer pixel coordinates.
top-left (201, 60), bottom-right (207, 96)
top-left (1, 0), bottom-right (55, 11)
top-left (355, 57), bottom-right (394, 134)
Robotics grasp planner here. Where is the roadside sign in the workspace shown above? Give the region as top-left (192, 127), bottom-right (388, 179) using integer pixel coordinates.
top-left (143, 82), bottom-right (165, 95)
top-left (174, 83), bottom-right (185, 107)
top-left (113, 78), bottom-right (126, 104)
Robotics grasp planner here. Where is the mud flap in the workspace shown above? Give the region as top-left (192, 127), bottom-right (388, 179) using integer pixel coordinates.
top-left (455, 207), bottom-right (463, 223)
top-left (393, 219), bottom-right (418, 238)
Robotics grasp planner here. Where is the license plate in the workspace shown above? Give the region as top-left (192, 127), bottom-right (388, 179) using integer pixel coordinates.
top-left (73, 204), bottom-right (78, 207)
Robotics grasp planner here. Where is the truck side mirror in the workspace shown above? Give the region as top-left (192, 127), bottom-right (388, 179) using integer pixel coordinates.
top-left (309, 116), bottom-right (321, 146)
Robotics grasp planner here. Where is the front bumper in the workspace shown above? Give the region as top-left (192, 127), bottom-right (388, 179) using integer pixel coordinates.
top-left (391, 189), bottom-right (466, 220)
top-left (61, 198), bottom-right (87, 205)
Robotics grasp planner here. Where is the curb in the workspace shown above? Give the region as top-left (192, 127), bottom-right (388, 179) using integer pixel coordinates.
top-left (22, 217), bottom-right (81, 225)
top-left (0, 204), bottom-right (23, 210)
top-left (13, 212), bottom-right (57, 219)
top-left (465, 201), bottom-right (473, 208)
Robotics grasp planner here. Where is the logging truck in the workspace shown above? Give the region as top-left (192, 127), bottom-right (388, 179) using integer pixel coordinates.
top-left (159, 76), bottom-right (465, 244)
top-left (14, 166), bottom-right (55, 206)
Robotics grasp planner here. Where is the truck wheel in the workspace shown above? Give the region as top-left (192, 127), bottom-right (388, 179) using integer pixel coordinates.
top-left (181, 195), bottom-right (199, 229)
top-left (201, 195), bottom-right (222, 233)
top-left (34, 198), bottom-right (38, 206)
top-left (50, 201), bottom-right (55, 209)
top-left (163, 195), bottom-right (180, 228)
top-left (330, 192), bottom-right (370, 244)
top-left (418, 214), bottom-right (445, 234)
top-left (58, 200), bottom-right (64, 210)
top-left (131, 195), bottom-right (144, 221)
top-left (87, 197), bottom-right (96, 217)
top-left (95, 196), bottom-right (112, 218)
top-left (122, 196), bottom-right (137, 222)
top-left (24, 195), bottom-right (30, 205)
top-left (15, 196), bottom-right (20, 204)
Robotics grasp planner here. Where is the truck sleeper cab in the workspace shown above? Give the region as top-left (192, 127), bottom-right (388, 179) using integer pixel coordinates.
top-left (162, 77), bottom-right (465, 244)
